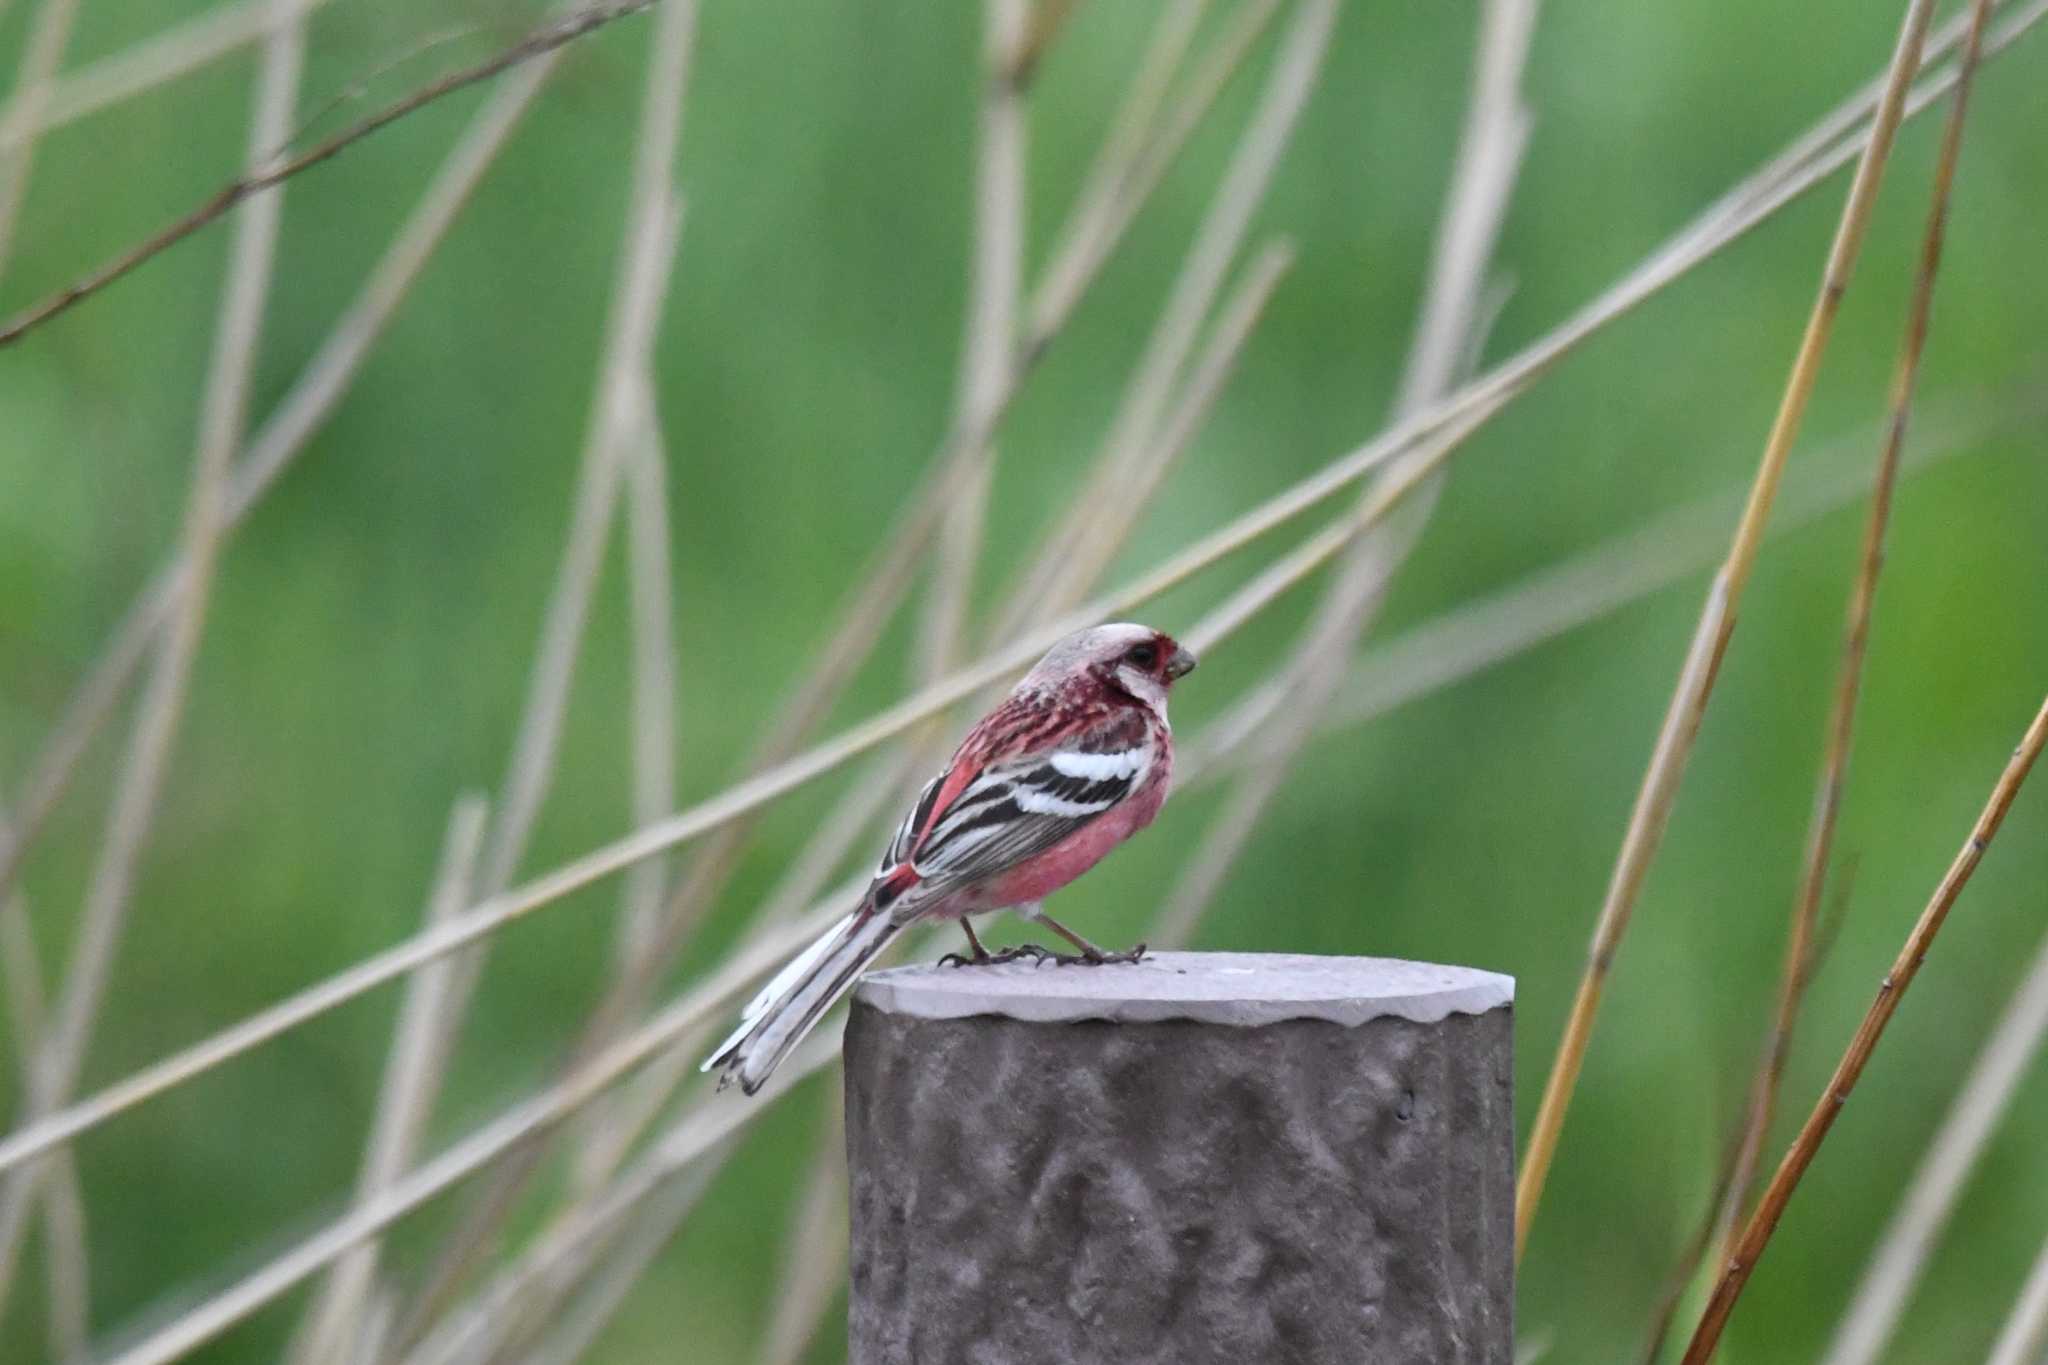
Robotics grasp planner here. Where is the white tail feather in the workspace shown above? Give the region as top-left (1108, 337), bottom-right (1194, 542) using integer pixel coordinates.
top-left (701, 909), bottom-right (902, 1094)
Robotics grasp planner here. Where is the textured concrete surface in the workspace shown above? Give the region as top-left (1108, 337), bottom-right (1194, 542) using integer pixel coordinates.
top-left (856, 951), bottom-right (1513, 1027)
top-left (845, 953), bottom-right (1514, 1365)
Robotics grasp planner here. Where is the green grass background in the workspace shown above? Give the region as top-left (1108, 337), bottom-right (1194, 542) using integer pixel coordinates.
top-left (2, 0), bottom-right (2046, 1359)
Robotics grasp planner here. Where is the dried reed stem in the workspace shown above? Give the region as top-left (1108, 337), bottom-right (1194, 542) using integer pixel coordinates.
top-left (0, 0), bottom-right (82, 282)
top-left (0, 0), bottom-right (333, 153)
top-left (0, 0), bottom-right (675, 346)
top-left (0, 3), bottom-right (305, 1316)
top-left (375, 0), bottom-right (696, 1338)
top-left (1155, 0), bottom-right (1534, 947)
top-left (1184, 388), bottom-right (2022, 781)
top-left (1026, 0), bottom-right (1281, 355)
top-left (523, 1148), bottom-right (732, 1365)
top-left (1711, 0), bottom-right (1996, 1280)
top-left (1513, 0), bottom-right (1941, 1260)
top-left (1679, 692), bottom-right (2048, 1361)
top-left (3, 8), bottom-right (2037, 1190)
top-left (1987, 1233), bottom-right (2048, 1365)
top-left (291, 797), bottom-right (491, 1365)
top-left (756, 1088), bottom-right (850, 1365)
top-left (0, 881), bottom-right (88, 1359)
top-left (396, 1028), bottom-right (838, 1365)
top-left (1822, 921), bottom-right (2048, 1365)
top-left (618, 401), bottom-right (681, 964)
top-left (0, 59), bottom-right (560, 930)
top-left (1005, 0), bottom-right (1336, 629)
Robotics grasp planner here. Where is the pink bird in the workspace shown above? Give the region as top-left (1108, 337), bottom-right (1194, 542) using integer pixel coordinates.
top-left (703, 622), bottom-right (1197, 1094)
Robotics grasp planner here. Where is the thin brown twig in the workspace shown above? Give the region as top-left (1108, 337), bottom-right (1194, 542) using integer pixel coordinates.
top-left (1635, 858), bottom-right (1865, 1365)
top-left (0, 56), bottom-right (563, 939)
top-left (2, 8), bottom-right (2039, 1192)
top-left (0, 0), bottom-right (664, 347)
top-left (1679, 692), bottom-right (2048, 1361)
top-left (1822, 910), bottom-right (2048, 1365)
top-left (0, 3), bottom-right (306, 1317)
top-left (1709, 0), bottom-right (1996, 1282)
top-left (1513, 0), bottom-right (1941, 1261)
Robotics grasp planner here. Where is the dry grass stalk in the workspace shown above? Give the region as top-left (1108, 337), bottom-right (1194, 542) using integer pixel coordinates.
top-left (1003, 0), bottom-right (1335, 630)
top-left (1821, 921), bottom-right (2048, 1365)
top-left (1187, 385), bottom-right (2026, 785)
top-left (291, 797), bottom-right (491, 1365)
top-left (1025, 0), bottom-right (1282, 356)
top-left (618, 401), bottom-right (681, 964)
top-left (1154, 0), bottom-right (1534, 946)
top-left (89, 990), bottom-right (845, 1365)
top-left (1710, 0), bottom-right (1997, 1283)
top-left (755, 1087), bottom-right (850, 1365)
top-left (1678, 691), bottom-right (2048, 1360)
top-left (0, 0), bottom-right (82, 282)
top-left (917, 0), bottom-right (1026, 681)
top-left (1512, 0), bottom-right (1941, 1260)
top-left (4, 3), bottom-right (2038, 1209)
top-left (0, 2), bottom-right (306, 1317)
top-left (523, 1146), bottom-right (733, 1365)
top-left (1987, 1233), bottom-right (2048, 1365)
top-left (0, 876), bottom-right (89, 1359)
top-left (0, 56), bottom-right (563, 932)
top-left (376, 0), bottom-right (698, 1337)
top-left (402, 1033), bottom-right (836, 1365)
top-left (0, 0), bottom-right (334, 153)
top-left (0, 0), bottom-right (677, 346)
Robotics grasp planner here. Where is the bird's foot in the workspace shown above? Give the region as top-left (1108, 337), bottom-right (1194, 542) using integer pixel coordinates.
top-left (1038, 941), bottom-right (1148, 967)
top-left (940, 944), bottom-right (1057, 968)
top-left (986, 943), bottom-right (1054, 966)
top-left (1080, 941), bottom-right (1149, 966)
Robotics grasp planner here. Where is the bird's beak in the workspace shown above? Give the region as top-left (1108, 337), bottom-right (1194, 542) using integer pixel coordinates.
top-left (1166, 644), bottom-right (1197, 679)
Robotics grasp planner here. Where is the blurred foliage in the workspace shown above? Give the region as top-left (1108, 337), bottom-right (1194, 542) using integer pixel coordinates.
top-left (0, 0), bottom-right (2045, 1361)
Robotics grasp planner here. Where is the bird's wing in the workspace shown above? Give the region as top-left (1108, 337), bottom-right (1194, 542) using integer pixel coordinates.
top-left (874, 708), bottom-right (1155, 907)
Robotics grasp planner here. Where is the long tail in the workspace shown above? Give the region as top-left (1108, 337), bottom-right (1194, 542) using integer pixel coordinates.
top-left (700, 905), bottom-right (903, 1095)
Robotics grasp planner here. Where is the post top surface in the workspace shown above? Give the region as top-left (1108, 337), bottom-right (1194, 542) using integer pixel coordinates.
top-left (853, 951), bottom-right (1512, 1028)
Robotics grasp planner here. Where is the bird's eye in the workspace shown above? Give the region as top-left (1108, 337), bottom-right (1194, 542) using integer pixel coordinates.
top-left (1126, 642), bottom-right (1159, 670)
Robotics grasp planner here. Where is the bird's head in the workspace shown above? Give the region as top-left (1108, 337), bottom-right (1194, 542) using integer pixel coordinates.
top-left (1020, 622), bottom-right (1197, 714)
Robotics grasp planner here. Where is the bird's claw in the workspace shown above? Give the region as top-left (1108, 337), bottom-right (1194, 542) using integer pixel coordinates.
top-left (1045, 941), bottom-right (1149, 967)
top-left (939, 942), bottom-right (1149, 968)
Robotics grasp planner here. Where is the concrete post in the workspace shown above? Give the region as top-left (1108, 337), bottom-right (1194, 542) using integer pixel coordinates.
top-left (843, 951), bottom-right (1515, 1365)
